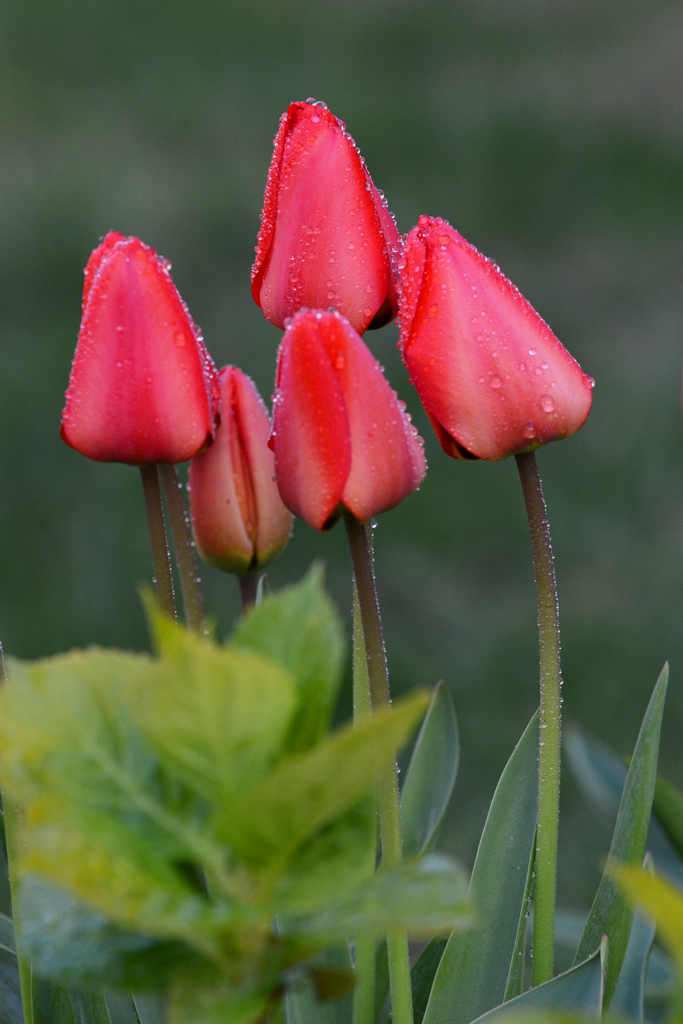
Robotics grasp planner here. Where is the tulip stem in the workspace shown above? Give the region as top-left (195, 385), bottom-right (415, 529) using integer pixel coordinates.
top-left (344, 514), bottom-right (413, 1024)
top-left (140, 465), bottom-right (176, 620)
top-left (515, 451), bottom-right (561, 986)
top-left (158, 464), bottom-right (205, 633)
top-left (239, 575), bottom-right (258, 615)
top-left (3, 798), bottom-right (34, 1024)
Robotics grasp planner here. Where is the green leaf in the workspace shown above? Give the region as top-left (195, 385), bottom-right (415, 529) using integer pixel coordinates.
top-left (285, 947), bottom-right (354, 1024)
top-left (170, 976), bottom-right (272, 1024)
top-left (468, 942), bottom-right (605, 1024)
top-left (131, 994), bottom-right (166, 1024)
top-left (411, 937), bottom-right (447, 1024)
top-left (653, 775), bottom-right (683, 860)
top-left (400, 682), bottom-right (459, 859)
top-left (574, 663), bottom-right (668, 1009)
top-left (68, 988), bottom-right (113, 1024)
top-left (284, 856), bottom-right (471, 941)
top-left (232, 565), bottom-right (345, 754)
top-left (31, 975), bottom-right (77, 1024)
top-left (610, 908), bottom-right (655, 1022)
top-left (0, 942), bottom-right (22, 1023)
top-left (104, 992), bottom-right (144, 1024)
top-left (0, 910), bottom-right (16, 953)
top-left (503, 837), bottom-right (535, 1002)
top-left (566, 724), bottom-right (683, 889)
top-left (422, 711), bottom-right (539, 1024)
top-left (218, 692), bottom-right (430, 866)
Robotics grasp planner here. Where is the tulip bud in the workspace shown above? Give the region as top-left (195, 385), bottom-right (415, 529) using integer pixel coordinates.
top-left (251, 100), bottom-right (401, 335)
top-left (271, 309), bottom-right (426, 532)
top-left (189, 367), bottom-right (292, 575)
top-left (62, 232), bottom-right (219, 466)
top-left (400, 217), bottom-right (594, 461)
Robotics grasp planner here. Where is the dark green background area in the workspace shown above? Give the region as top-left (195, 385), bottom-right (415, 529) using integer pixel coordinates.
top-left (1, 0), bottom-right (682, 910)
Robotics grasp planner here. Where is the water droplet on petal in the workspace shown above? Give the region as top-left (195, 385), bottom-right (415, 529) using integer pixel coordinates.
top-left (523, 422), bottom-right (536, 439)
top-left (583, 374), bottom-right (595, 389)
top-left (490, 375), bottom-right (502, 389)
top-left (540, 395), bottom-right (555, 413)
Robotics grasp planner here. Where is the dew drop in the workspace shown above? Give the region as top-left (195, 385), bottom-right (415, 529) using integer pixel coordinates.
top-left (540, 395), bottom-right (555, 413)
top-left (490, 375), bottom-right (502, 389)
top-left (528, 348), bottom-right (537, 357)
top-left (583, 374), bottom-right (595, 389)
top-left (428, 303), bottom-right (439, 318)
top-left (523, 422), bottom-right (536, 439)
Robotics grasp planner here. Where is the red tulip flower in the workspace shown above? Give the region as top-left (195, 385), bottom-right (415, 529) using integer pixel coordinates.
top-left (271, 309), bottom-right (426, 531)
top-left (400, 217), bottom-right (594, 461)
top-left (251, 100), bottom-right (401, 336)
top-left (62, 231), bottom-right (219, 466)
top-left (189, 367), bottom-right (292, 576)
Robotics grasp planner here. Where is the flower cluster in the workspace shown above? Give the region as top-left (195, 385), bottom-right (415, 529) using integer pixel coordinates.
top-left (62, 98), bottom-right (592, 575)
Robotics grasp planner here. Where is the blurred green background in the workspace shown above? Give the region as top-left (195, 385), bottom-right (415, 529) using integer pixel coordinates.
top-left (1, 0), bottom-right (682, 911)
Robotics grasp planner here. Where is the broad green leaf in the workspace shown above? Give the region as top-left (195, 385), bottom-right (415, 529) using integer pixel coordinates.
top-left (218, 692), bottom-right (430, 866)
top-left (469, 942), bottom-right (604, 1024)
top-left (69, 988), bottom-right (113, 1024)
top-left (285, 947), bottom-right (354, 1024)
top-left (0, 942), bottom-right (22, 1023)
top-left (274, 799), bottom-right (376, 917)
top-left (0, 910), bottom-right (15, 952)
top-left (422, 711), bottom-right (539, 1024)
top-left (653, 776), bottom-right (683, 860)
top-left (400, 682), bottom-right (459, 859)
top-left (574, 664), bottom-right (668, 1010)
top-left (170, 975), bottom-right (272, 1024)
top-left (566, 723), bottom-right (683, 889)
top-left (131, 994), bottom-right (166, 1024)
top-left (129, 623), bottom-right (298, 804)
top-left (232, 565), bottom-right (345, 753)
top-left (284, 856), bottom-right (471, 941)
top-left (31, 974), bottom-right (76, 1024)
top-left (613, 866), bottom-right (683, 969)
top-left (19, 877), bottom-right (203, 990)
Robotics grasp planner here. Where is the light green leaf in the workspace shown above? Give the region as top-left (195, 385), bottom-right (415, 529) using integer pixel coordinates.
top-left (400, 682), bottom-right (459, 859)
top-left (653, 775), bottom-right (683, 861)
top-left (170, 976), bottom-right (272, 1024)
top-left (574, 664), bottom-right (668, 1010)
top-left (285, 856), bottom-right (471, 941)
top-left (469, 942), bottom-right (605, 1024)
top-left (613, 866), bottom-right (683, 969)
top-left (218, 692), bottom-right (430, 866)
top-left (232, 565), bottom-right (345, 754)
top-left (422, 711), bottom-right (539, 1024)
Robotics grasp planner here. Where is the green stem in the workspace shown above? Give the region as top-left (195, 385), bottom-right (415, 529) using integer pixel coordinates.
top-left (515, 451), bottom-right (561, 986)
top-left (158, 463), bottom-right (205, 633)
top-left (140, 465), bottom-right (176, 620)
top-left (239, 574), bottom-right (258, 615)
top-left (344, 514), bottom-right (413, 1024)
top-left (4, 799), bottom-right (33, 1024)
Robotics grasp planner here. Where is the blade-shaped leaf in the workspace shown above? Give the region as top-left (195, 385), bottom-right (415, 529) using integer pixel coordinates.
top-left (32, 974), bottom-right (77, 1024)
top-left (105, 992), bottom-right (147, 1024)
top-left (469, 942), bottom-right (605, 1024)
top-left (69, 988), bottom-right (113, 1024)
top-left (285, 946), bottom-right (354, 1024)
top-left (653, 776), bottom-right (683, 860)
top-left (610, 909), bottom-right (655, 1022)
top-left (218, 693), bottom-right (430, 865)
top-left (566, 722), bottom-right (683, 889)
top-left (283, 856), bottom-right (471, 941)
top-left (574, 664), bottom-right (668, 1010)
top-left (422, 711), bottom-right (539, 1024)
top-left (132, 994), bottom-right (166, 1024)
top-left (0, 943), bottom-right (22, 1024)
top-left (232, 565), bottom-right (345, 754)
top-left (400, 682), bottom-right (459, 859)
top-left (0, 910), bottom-right (16, 953)
top-left (411, 937), bottom-right (447, 1024)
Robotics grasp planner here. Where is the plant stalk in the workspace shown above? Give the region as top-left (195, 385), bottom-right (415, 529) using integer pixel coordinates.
top-left (344, 514), bottom-right (413, 1024)
top-left (515, 450), bottom-right (561, 985)
top-left (140, 464), bottom-right (176, 620)
top-left (158, 463), bottom-right (204, 632)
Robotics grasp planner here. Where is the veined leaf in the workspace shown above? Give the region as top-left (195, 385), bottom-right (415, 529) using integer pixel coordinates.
top-left (218, 692), bottom-right (430, 866)
top-left (574, 664), bottom-right (668, 1010)
top-left (422, 711), bottom-right (539, 1024)
top-left (283, 856), bottom-right (471, 941)
top-left (400, 682), bottom-right (459, 859)
top-left (232, 565), bottom-right (345, 754)
top-left (468, 942), bottom-right (605, 1024)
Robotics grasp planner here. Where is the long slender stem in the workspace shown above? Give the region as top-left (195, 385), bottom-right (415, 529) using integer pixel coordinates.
top-left (515, 451), bottom-right (561, 986)
top-left (344, 514), bottom-right (413, 1024)
top-left (139, 465), bottom-right (176, 620)
top-left (158, 463), bottom-right (204, 633)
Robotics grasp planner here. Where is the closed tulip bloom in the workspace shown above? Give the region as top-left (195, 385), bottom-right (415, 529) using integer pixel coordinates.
top-left (189, 367), bottom-right (292, 575)
top-left (62, 231), bottom-right (219, 466)
top-left (251, 100), bottom-right (401, 335)
top-left (271, 309), bottom-right (426, 532)
top-left (400, 217), bottom-right (594, 461)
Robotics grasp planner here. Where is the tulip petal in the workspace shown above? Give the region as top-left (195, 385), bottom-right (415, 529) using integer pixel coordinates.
top-left (252, 101), bottom-right (398, 335)
top-left (400, 218), bottom-right (593, 461)
top-left (272, 313), bottom-right (352, 531)
top-left (62, 235), bottom-right (218, 466)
